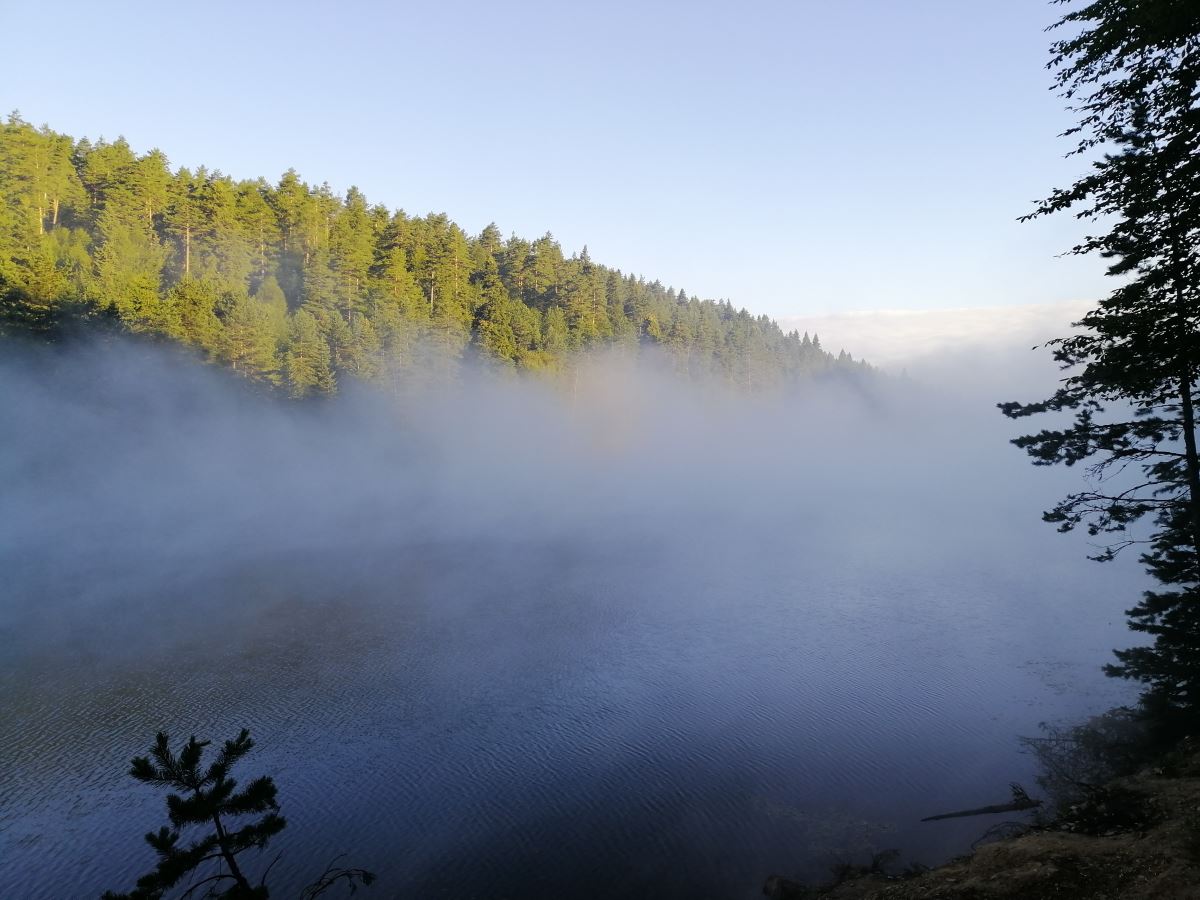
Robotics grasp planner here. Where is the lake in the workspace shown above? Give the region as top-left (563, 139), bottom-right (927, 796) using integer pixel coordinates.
top-left (0, 344), bottom-right (1146, 898)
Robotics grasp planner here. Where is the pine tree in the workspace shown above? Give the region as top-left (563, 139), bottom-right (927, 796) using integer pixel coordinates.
top-left (132, 149), bottom-right (170, 230)
top-left (90, 206), bottom-right (167, 328)
top-left (253, 275), bottom-right (290, 342)
top-left (196, 173), bottom-right (254, 291)
top-left (166, 278), bottom-right (223, 353)
top-left (103, 730), bottom-right (373, 900)
top-left (347, 315), bottom-right (382, 380)
top-left (0, 119), bottom-right (860, 392)
top-left (328, 186), bottom-right (374, 320)
top-left (102, 729), bottom-right (284, 900)
top-left (1002, 0), bottom-right (1200, 725)
top-left (221, 288), bottom-right (280, 379)
top-left (163, 167), bottom-right (203, 281)
top-left (285, 308), bottom-right (335, 398)
top-left (237, 180), bottom-right (280, 285)
top-left (542, 305), bottom-right (569, 353)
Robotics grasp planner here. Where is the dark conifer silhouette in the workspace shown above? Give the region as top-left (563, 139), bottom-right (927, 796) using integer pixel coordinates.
top-left (1001, 1), bottom-right (1200, 727)
top-left (103, 730), bottom-right (374, 900)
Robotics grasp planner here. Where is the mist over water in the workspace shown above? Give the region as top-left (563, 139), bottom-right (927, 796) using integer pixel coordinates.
top-left (2, 337), bottom-right (1145, 898)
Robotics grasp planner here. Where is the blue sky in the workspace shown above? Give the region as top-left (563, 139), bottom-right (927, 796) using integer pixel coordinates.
top-left (1, 0), bottom-right (1110, 320)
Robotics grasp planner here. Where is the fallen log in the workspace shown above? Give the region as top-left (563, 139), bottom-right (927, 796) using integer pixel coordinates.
top-left (921, 782), bottom-right (1042, 822)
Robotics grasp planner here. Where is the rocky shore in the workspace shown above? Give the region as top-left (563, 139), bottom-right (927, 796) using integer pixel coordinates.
top-left (765, 740), bottom-right (1200, 900)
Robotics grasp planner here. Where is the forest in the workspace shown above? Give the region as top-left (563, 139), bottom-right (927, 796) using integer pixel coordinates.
top-left (0, 114), bottom-right (865, 396)
top-left (7, 0), bottom-right (1200, 896)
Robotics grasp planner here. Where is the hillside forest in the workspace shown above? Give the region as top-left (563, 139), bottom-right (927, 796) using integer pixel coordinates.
top-left (0, 114), bottom-right (866, 397)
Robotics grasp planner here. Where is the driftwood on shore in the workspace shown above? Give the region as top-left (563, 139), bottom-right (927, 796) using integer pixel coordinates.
top-left (921, 783), bottom-right (1042, 822)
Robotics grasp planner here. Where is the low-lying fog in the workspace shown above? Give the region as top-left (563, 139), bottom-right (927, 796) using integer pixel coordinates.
top-left (1, 331), bottom-right (1145, 899)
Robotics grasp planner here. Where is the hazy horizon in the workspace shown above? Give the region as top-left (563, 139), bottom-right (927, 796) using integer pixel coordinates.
top-left (781, 299), bottom-right (1093, 373)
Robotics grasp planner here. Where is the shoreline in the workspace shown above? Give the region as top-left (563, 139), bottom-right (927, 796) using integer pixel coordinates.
top-left (764, 738), bottom-right (1200, 899)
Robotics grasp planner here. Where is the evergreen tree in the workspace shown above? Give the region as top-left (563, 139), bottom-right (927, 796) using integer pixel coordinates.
top-left (328, 186), bottom-right (374, 320)
top-left (163, 167), bottom-right (204, 281)
top-left (0, 117), bottom-right (865, 393)
top-left (103, 730), bottom-right (284, 900)
top-left (90, 202), bottom-right (167, 328)
top-left (132, 149), bottom-right (170, 230)
top-left (543, 305), bottom-right (569, 353)
top-left (473, 261), bottom-right (521, 363)
top-left (103, 729), bottom-right (373, 900)
top-left (285, 308), bottom-right (335, 398)
top-left (221, 288), bottom-right (280, 379)
top-left (166, 278), bottom-right (222, 353)
top-left (325, 312), bottom-right (356, 375)
top-left (1002, 0), bottom-right (1200, 724)
top-left (196, 173), bottom-right (254, 290)
top-left (237, 180), bottom-right (280, 285)
top-left (374, 243), bottom-right (422, 318)
top-left (253, 275), bottom-right (290, 342)
top-left (346, 315), bottom-right (382, 380)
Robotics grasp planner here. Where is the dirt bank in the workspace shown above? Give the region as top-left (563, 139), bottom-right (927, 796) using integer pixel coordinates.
top-left (766, 743), bottom-right (1200, 899)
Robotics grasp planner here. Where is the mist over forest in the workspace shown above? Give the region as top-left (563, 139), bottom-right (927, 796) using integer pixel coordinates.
top-left (2, 330), bottom-right (1147, 898)
top-left (6, 3), bottom-right (1200, 896)
top-left (1, 328), bottom-right (1109, 641)
top-left (0, 115), bottom-right (866, 405)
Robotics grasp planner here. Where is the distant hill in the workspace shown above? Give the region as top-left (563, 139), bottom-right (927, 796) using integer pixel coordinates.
top-left (0, 114), bottom-right (867, 396)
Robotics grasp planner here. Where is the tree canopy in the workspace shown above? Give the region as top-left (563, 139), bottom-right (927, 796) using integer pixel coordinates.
top-left (1001, 0), bottom-right (1200, 726)
top-left (0, 116), bottom-right (866, 396)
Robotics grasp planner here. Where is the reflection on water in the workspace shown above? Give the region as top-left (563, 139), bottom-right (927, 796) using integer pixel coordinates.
top-left (3, 536), bottom-right (1138, 900)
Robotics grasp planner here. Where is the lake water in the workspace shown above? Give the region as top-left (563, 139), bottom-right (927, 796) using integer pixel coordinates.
top-left (0, 344), bottom-right (1146, 899)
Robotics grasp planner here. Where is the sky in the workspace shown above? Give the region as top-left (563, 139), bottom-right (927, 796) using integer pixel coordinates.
top-left (1, 0), bottom-right (1112, 333)
top-left (780, 300), bottom-right (1092, 375)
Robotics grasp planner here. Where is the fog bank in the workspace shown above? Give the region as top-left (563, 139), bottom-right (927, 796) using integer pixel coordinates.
top-left (780, 300), bottom-right (1092, 381)
top-left (0, 336), bottom-right (1148, 898)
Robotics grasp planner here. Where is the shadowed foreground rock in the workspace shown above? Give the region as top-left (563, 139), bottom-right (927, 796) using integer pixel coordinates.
top-left (765, 745), bottom-right (1200, 900)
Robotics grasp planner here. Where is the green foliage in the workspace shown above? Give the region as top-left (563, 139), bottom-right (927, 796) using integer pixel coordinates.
top-left (1001, 2), bottom-right (1200, 723)
top-left (0, 116), bottom-right (869, 394)
top-left (285, 309), bottom-right (335, 398)
top-left (220, 288), bottom-right (281, 379)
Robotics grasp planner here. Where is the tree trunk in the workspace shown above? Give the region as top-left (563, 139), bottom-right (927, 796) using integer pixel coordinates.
top-left (1171, 231), bottom-right (1200, 567)
top-left (211, 816), bottom-right (253, 897)
top-left (1178, 372), bottom-right (1200, 565)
